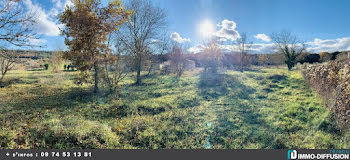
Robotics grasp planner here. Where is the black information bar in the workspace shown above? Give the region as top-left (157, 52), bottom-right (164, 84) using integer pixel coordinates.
top-left (0, 149), bottom-right (349, 160)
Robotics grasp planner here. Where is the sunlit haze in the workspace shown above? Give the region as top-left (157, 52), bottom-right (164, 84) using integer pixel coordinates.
top-left (199, 19), bottom-right (215, 40)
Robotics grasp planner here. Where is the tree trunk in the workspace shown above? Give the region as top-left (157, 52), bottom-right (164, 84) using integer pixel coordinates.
top-left (0, 74), bottom-right (4, 82)
top-left (1, 69), bottom-right (7, 82)
top-left (240, 53), bottom-right (244, 72)
top-left (94, 63), bottom-right (100, 94)
top-left (136, 65), bottom-right (141, 85)
top-left (136, 56), bottom-right (142, 85)
top-left (146, 62), bottom-right (153, 76)
top-left (287, 63), bottom-right (293, 71)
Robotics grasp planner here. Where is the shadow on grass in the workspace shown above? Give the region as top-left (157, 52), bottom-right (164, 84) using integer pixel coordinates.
top-left (211, 99), bottom-right (286, 149)
top-left (118, 75), bottom-right (195, 116)
top-left (28, 69), bottom-right (46, 71)
top-left (63, 70), bottom-right (77, 72)
top-left (197, 71), bottom-right (286, 149)
top-left (0, 78), bottom-right (39, 88)
top-left (198, 71), bottom-right (256, 100)
top-left (244, 67), bottom-right (266, 73)
top-left (3, 87), bottom-right (92, 110)
top-left (0, 86), bottom-right (114, 121)
top-left (0, 83), bottom-right (136, 148)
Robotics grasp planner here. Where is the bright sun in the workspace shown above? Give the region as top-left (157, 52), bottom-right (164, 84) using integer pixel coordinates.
top-left (199, 19), bottom-right (215, 39)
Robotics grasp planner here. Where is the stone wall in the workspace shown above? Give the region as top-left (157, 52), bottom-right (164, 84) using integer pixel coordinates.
top-left (302, 60), bottom-right (350, 130)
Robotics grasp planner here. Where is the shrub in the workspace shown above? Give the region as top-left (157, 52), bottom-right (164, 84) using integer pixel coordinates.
top-left (198, 40), bottom-right (223, 73)
top-left (44, 64), bottom-right (49, 70)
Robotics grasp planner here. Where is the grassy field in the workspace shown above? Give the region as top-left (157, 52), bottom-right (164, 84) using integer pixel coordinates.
top-left (0, 66), bottom-right (349, 149)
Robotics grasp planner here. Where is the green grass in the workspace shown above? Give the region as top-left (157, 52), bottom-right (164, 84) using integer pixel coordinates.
top-left (0, 67), bottom-right (349, 149)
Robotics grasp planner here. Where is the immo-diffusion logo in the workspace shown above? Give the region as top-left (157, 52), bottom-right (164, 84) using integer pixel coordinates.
top-left (288, 150), bottom-right (297, 159)
top-left (287, 150), bottom-right (350, 160)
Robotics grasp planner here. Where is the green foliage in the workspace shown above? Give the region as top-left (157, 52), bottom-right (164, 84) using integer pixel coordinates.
top-left (59, 0), bottom-right (131, 93)
top-left (44, 63), bottom-right (49, 70)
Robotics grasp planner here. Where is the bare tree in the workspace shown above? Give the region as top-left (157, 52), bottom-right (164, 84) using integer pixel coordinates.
top-left (236, 33), bottom-right (253, 72)
top-left (169, 45), bottom-right (185, 77)
top-left (270, 30), bottom-right (305, 70)
top-left (0, 50), bottom-right (19, 82)
top-left (115, 0), bottom-right (168, 85)
top-left (103, 38), bottom-right (133, 92)
top-left (200, 38), bottom-right (223, 73)
top-left (0, 0), bottom-right (40, 83)
top-left (0, 0), bottom-right (39, 47)
top-left (145, 37), bottom-right (170, 76)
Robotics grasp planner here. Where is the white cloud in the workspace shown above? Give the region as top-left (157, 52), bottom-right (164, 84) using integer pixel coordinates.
top-left (23, 0), bottom-right (61, 36)
top-left (249, 43), bottom-right (277, 53)
top-left (188, 44), bottom-right (204, 54)
top-left (28, 38), bottom-right (47, 45)
top-left (214, 19), bottom-right (240, 41)
top-left (22, 0), bottom-right (72, 37)
top-left (218, 43), bottom-right (276, 54)
top-left (189, 18), bottom-right (350, 54)
top-left (254, 33), bottom-right (271, 42)
top-left (306, 37), bottom-right (350, 53)
top-left (51, 0), bottom-right (63, 8)
top-left (64, 0), bottom-right (74, 8)
top-left (217, 37), bottom-right (350, 54)
top-left (218, 44), bottom-right (238, 53)
top-left (187, 43), bottom-right (277, 54)
top-left (151, 39), bottom-right (159, 43)
top-left (170, 32), bottom-right (191, 43)
top-left (187, 37), bottom-right (350, 54)
top-left (52, 0), bottom-right (73, 9)
top-left (47, 8), bottom-right (59, 17)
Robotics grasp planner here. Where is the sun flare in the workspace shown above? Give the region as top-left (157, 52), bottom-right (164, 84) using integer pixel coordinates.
top-left (199, 19), bottom-right (215, 39)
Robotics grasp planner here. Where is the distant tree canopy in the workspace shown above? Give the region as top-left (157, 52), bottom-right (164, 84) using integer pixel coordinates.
top-left (298, 53), bottom-right (320, 64)
top-left (318, 51), bottom-right (347, 62)
top-left (59, 0), bottom-right (132, 94)
top-left (330, 51), bottom-right (341, 61)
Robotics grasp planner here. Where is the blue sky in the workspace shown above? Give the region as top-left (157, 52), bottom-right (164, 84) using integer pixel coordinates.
top-left (11, 0), bottom-right (350, 53)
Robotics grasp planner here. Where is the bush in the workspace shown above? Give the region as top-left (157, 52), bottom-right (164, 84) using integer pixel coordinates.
top-left (44, 64), bottom-right (49, 70)
top-left (198, 40), bottom-right (223, 73)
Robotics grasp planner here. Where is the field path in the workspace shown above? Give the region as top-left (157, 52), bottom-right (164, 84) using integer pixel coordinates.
top-left (193, 70), bottom-right (301, 148)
